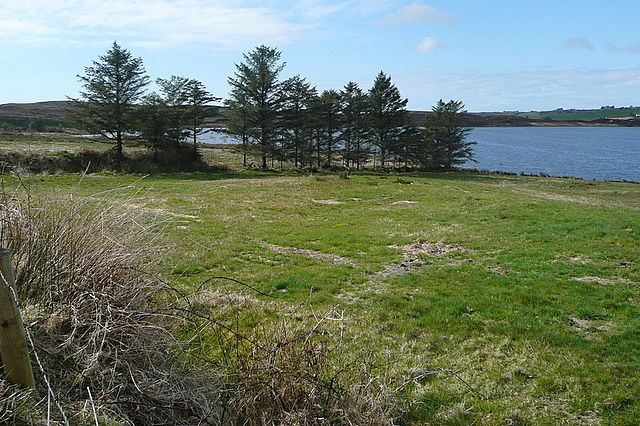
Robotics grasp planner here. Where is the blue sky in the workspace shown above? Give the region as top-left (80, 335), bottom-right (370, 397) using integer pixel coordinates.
top-left (1, 0), bottom-right (639, 111)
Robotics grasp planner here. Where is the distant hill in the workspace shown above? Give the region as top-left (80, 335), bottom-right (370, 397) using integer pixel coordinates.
top-left (1, 101), bottom-right (638, 129)
top-left (0, 101), bottom-right (69, 121)
top-left (482, 107), bottom-right (640, 122)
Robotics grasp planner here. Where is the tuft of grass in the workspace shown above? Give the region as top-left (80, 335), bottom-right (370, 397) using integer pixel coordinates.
top-left (0, 187), bottom-right (406, 424)
top-left (396, 177), bottom-right (414, 185)
top-left (0, 193), bottom-right (225, 424)
top-left (224, 308), bottom-right (403, 424)
top-left (338, 170), bottom-right (351, 180)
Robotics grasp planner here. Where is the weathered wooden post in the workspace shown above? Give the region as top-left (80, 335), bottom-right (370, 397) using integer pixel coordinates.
top-left (0, 249), bottom-right (35, 389)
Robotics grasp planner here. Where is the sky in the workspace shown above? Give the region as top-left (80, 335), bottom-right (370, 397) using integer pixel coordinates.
top-left (1, 0), bottom-right (639, 111)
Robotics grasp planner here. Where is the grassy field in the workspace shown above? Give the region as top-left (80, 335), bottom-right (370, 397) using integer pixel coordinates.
top-left (496, 107), bottom-right (640, 122)
top-left (1, 135), bottom-right (639, 423)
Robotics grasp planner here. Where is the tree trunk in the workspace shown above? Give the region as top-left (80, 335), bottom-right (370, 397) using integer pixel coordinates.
top-left (242, 135), bottom-right (248, 167)
top-left (193, 126), bottom-right (198, 161)
top-left (316, 131), bottom-right (321, 167)
top-left (115, 130), bottom-right (123, 172)
top-left (261, 129), bottom-right (268, 169)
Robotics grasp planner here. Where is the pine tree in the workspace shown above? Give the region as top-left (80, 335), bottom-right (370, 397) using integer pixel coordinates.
top-left (226, 86), bottom-right (252, 166)
top-left (138, 93), bottom-right (169, 160)
top-left (367, 72), bottom-right (408, 167)
top-left (184, 79), bottom-right (220, 160)
top-left (394, 125), bottom-right (422, 169)
top-left (228, 45), bottom-right (285, 169)
top-left (315, 90), bottom-right (342, 167)
top-left (72, 42), bottom-right (150, 171)
top-left (340, 82), bottom-right (370, 169)
top-left (280, 75), bottom-right (317, 168)
top-left (156, 75), bottom-right (190, 153)
top-left (423, 100), bottom-right (474, 169)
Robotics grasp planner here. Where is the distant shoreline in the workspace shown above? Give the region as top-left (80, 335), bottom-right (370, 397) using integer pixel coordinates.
top-left (2, 101), bottom-right (639, 129)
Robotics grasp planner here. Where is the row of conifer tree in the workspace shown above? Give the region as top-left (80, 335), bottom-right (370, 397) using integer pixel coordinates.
top-left (72, 42), bottom-right (474, 171)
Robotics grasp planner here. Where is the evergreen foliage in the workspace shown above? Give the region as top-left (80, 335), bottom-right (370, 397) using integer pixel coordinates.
top-left (280, 75), bottom-right (317, 168)
top-left (184, 79), bottom-right (220, 160)
top-left (422, 100), bottom-right (475, 168)
top-left (156, 75), bottom-right (191, 152)
top-left (72, 41), bottom-right (150, 171)
top-left (138, 93), bottom-right (169, 158)
top-left (314, 90), bottom-right (342, 167)
top-left (69, 42), bottom-right (474, 172)
top-left (367, 72), bottom-right (409, 167)
top-left (340, 82), bottom-right (370, 169)
top-left (228, 45), bottom-right (286, 168)
top-left (225, 86), bottom-right (253, 166)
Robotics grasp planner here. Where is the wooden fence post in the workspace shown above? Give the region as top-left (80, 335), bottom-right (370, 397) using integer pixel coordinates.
top-left (0, 249), bottom-right (35, 389)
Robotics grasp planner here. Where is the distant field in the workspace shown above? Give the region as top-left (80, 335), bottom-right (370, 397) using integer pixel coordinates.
top-left (498, 107), bottom-right (640, 122)
top-left (0, 133), bottom-right (248, 172)
top-left (4, 150), bottom-right (639, 423)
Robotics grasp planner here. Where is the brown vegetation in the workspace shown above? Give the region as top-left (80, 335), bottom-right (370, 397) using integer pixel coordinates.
top-left (0, 192), bottom-right (405, 424)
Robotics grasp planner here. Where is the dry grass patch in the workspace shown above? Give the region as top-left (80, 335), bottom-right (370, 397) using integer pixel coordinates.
top-left (126, 203), bottom-right (203, 221)
top-left (267, 243), bottom-right (355, 265)
top-left (377, 241), bottom-right (467, 278)
top-left (391, 200), bottom-right (418, 206)
top-left (0, 195), bottom-right (224, 424)
top-left (569, 317), bottom-right (614, 340)
top-left (572, 276), bottom-right (635, 285)
top-left (488, 266), bottom-right (510, 275)
top-left (419, 336), bottom-right (600, 424)
top-left (230, 311), bottom-right (404, 425)
top-left (566, 255), bottom-right (592, 265)
top-left (312, 198), bottom-right (344, 205)
top-left (186, 289), bottom-right (259, 311)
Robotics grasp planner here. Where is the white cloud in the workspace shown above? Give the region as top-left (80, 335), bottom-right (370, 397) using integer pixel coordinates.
top-left (377, 2), bottom-right (454, 26)
top-left (0, 18), bottom-right (57, 39)
top-left (416, 37), bottom-right (444, 54)
top-left (0, 0), bottom-right (306, 49)
top-left (563, 37), bottom-right (594, 50)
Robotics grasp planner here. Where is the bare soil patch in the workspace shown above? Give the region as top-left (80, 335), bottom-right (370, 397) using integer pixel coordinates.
top-left (126, 203), bottom-right (202, 221)
top-left (187, 290), bottom-right (259, 310)
top-left (488, 267), bottom-right (510, 276)
top-left (312, 199), bottom-right (344, 205)
top-left (267, 243), bottom-right (354, 265)
top-left (391, 200), bottom-right (418, 206)
top-left (334, 292), bottom-right (360, 304)
top-left (569, 317), bottom-right (614, 339)
top-left (572, 276), bottom-right (634, 285)
top-left (566, 255), bottom-right (591, 265)
top-left (378, 241), bottom-right (465, 278)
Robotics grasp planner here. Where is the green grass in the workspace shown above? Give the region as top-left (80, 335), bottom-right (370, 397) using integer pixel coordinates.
top-left (8, 168), bottom-right (639, 424)
top-left (496, 107), bottom-right (640, 122)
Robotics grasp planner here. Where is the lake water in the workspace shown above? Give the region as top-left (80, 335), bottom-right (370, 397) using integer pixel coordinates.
top-left (467, 127), bottom-right (640, 182)
top-left (200, 127), bottom-right (640, 182)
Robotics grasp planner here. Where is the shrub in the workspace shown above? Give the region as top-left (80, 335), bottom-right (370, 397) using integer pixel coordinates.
top-left (0, 191), bottom-right (406, 424)
top-left (0, 149), bottom-right (228, 175)
top-left (0, 194), bottom-right (224, 424)
top-left (228, 316), bottom-right (402, 425)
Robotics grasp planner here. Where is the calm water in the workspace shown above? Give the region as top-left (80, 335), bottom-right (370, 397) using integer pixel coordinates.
top-left (467, 127), bottom-right (640, 181)
top-left (201, 127), bottom-right (640, 182)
